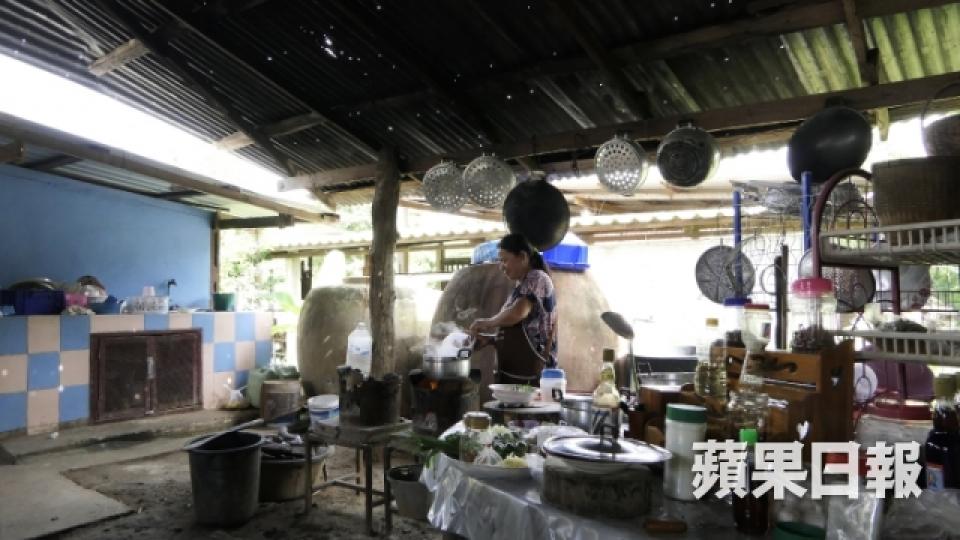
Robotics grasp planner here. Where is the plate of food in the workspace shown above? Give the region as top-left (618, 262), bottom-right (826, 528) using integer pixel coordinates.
top-left (415, 425), bottom-right (532, 480)
top-left (489, 383), bottom-right (537, 406)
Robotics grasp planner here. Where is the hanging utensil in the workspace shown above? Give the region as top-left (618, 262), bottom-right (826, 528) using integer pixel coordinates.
top-left (694, 245), bottom-right (756, 304)
top-left (601, 311), bottom-right (639, 401)
top-left (502, 174), bottom-right (570, 251)
top-left (657, 122), bottom-right (720, 189)
top-left (595, 135), bottom-right (648, 195)
top-left (422, 160), bottom-right (466, 211)
top-left (463, 154), bottom-right (516, 208)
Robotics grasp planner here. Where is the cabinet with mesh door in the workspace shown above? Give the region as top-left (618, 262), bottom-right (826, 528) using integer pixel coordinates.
top-left (90, 329), bottom-right (202, 423)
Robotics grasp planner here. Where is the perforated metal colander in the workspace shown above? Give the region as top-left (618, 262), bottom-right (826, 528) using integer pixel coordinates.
top-left (595, 135), bottom-right (648, 195)
top-left (422, 161), bottom-right (466, 211)
top-left (462, 155), bottom-right (516, 208)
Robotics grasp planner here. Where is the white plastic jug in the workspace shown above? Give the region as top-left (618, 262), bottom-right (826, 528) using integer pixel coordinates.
top-left (345, 322), bottom-right (372, 376)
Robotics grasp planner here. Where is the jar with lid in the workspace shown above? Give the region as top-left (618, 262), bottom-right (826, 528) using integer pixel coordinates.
top-left (540, 368), bottom-right (566, 402)
top-left (789, 278), bottom-right (837, 353)
top-left (695, 318), bottom-right (727, 400)
top-left (727, 390), bottom-right (769, 440)
top-left (663, 403), bottom-right (707, 500)
top-left (722, 297), bottom-right (751, 348)
top-left (460, 411), bottom-right (492, 464)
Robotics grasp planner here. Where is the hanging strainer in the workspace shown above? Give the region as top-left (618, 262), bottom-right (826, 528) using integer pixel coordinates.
top-left (423, 161), bottom-right (466, 211)
top-left (694, 245), bottom-right (756, 304)
top-left (462, 154), bottom-right (516, 208)
top-left (595, 135), bottom-right (648, 195)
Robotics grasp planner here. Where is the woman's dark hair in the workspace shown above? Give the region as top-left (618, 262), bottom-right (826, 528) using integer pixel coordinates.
top-left (499, 233), bottom-right (549, 273)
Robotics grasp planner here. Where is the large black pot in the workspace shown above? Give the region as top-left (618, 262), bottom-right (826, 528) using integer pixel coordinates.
top-left (502, 178), bottom-right (570, 251)
top-left (787, 106), bottom-right (872, 183)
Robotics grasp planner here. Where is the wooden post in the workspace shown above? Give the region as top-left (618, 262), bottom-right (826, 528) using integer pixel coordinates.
top-left (369, 146), bottom-right (400, 377)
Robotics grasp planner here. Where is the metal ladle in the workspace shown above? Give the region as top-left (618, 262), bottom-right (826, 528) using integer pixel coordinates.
top-left (601, 311), bottom-right (639, 400)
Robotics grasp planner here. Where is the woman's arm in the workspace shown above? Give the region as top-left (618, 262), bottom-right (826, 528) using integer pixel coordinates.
top-left (469, 297), bottom-right (533, 335)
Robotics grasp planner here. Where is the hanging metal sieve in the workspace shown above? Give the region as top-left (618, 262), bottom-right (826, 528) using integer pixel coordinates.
top-left (694, 245), bottom-right (756, 304)
top-left (462, 154), bottom-right (516, 208)
top-left (595, 135), bottom-right (648, 195)
top-left (423, 161), bottom-right (466, 211)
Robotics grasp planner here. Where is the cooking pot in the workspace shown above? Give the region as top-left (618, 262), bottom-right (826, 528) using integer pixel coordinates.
top-left (656, 123), bottom-right (720, 189)
top-left (556, 392), bottom-right (619, 433)
top-left (422, 348), bottom-right (472, 380)
top-left (502, 175), bottom-right (571, 252)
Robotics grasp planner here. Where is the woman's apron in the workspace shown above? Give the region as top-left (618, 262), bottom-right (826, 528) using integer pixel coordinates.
top-left (492, 324), bottom-right (547, 385)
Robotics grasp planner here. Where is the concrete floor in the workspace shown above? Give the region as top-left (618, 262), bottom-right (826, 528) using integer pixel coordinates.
top-left (0, 410), bottom-right (437, 539)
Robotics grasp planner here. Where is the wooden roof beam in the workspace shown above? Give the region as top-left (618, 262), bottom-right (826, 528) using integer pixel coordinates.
top-left (549, 0), bottom-right (651, 119)
top-left (841, 0), bottom-right (880, 86)
top-left (283, 71), bottom-right (960, 191)
top-left (333, 0), bottom-right (953, 115)
top-left (146, 1), bottom-right (383, 159)
top-left (97, 0), bottom-right (297, 176)
top-left (326, 2), bottom-right (504, 145)
top-left (214, 112), bottom-right (328, 151)
top-left (0, 110), bottom-right (336, 223)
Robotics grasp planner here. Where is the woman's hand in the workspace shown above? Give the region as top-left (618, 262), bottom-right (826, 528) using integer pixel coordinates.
top-left (469, 318), bottom-right (494, 339)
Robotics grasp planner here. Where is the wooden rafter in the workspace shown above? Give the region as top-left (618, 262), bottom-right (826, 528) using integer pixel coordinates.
top-left (282, 71), bottom-right (960, 191)
top-left (333, 0), bottom-right (952, 115)
top-left (549, 0), bottom-right (651, 119)
top-left (144, 1), bottom-right (383, 160)
top-left (97, 0), bottom-right (298, 176)
top-left (23, 154), bottom-right (82, 171)
top-left (840, 0), bottom-right (880, 86)
top-left (214, 112), bottom-right (328, 151)
top-left (326, 2), bottom-right (504, 144)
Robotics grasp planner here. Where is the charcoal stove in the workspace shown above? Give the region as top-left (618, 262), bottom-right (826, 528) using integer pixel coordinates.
top-left (409, 368), bottom-right (481, 436)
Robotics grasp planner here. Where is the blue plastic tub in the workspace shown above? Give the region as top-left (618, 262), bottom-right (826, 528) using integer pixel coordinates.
top-left (543, 242), bottom-right (589, 271)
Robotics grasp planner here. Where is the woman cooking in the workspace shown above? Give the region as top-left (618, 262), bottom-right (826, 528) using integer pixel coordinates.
top-left (469, 233), bottom-right (558, 384)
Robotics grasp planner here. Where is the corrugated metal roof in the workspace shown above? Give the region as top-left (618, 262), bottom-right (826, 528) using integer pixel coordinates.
top-left (0, 0), bottom-right (958, 201)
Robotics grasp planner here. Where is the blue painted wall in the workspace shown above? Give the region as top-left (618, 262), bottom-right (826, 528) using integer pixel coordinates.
top-left (0, 164), bottom-right (212, 308)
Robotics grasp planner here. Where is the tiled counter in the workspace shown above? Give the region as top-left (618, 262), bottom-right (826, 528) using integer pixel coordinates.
top-left (0, 312), bottom-right (273, 436)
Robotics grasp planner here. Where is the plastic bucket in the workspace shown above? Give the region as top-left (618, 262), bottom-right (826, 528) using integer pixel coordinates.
top-left (184, 431), bottom-right (264, 527)
top-left (308, 394), bottom-right (340, 427)
top-left (386, 464), bottom-right (432, 521)
top-left (212, 292), bottom-right (236, 312)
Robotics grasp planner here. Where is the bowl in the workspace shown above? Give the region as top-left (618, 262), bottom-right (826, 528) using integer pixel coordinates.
top-left (489, 384), bottom-right (537, 406)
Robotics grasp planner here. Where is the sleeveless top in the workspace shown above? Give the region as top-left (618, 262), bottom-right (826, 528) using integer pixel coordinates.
top-left (502, 269), bottom-right (559, 368)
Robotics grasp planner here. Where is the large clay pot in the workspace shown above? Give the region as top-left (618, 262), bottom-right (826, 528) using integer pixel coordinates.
top-left (432, 264), bottom-right (617, 402)
top-left (297, 286), bottom-right (426, 415)
top-left (787, 106), bottom-right (872, 183)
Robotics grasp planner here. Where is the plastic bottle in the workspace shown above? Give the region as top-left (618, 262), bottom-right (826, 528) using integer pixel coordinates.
top-left (345, 321), bottom-right (372, 376)
top-left (540, 368), bottom-right (567, 402)
top-left (733, 428), bottom-right (770, 535)
top-left (663, 403), bottom-right (707, 500)
top-left (695, 318), bottom-right (727, 400)
top-left (926, 374), bottom-right (960, 490)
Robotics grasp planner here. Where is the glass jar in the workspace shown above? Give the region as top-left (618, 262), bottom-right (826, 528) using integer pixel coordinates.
top-left (722, 297), bottom-right (750, 347)
top-left (727, 390), bottom-right (769, 440)
top-left (789, 278), bottom-right (838, 353)
top-left (695, 318), bottom-right (727, 400)
top-left (460, 411), bottom-right (492, 464)
top-left (740, 304), bottom-right (771, 353)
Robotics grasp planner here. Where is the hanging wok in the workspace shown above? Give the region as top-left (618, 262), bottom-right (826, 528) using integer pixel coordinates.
top-left (502, 176), bottom-right (571, 252)
top-left (787, 106), bottom-right (872, 184)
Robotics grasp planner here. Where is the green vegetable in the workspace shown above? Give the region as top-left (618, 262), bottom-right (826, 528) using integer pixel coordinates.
top-left (492, 431), bottom-right (528, 460)
top-left (413, 432), bottom-right (464, 468)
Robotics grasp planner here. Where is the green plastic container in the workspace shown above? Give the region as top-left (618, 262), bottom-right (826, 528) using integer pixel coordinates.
top-left (773, 522), bottom-right (826, 540)
top-left (212, 292), bottom-right (236, 312)
top-left (248, 367), bottom-right (278, 409)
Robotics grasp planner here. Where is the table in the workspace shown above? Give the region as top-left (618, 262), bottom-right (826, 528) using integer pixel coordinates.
top-left (482, 400), bottom-right (561, 426)
top-left (302, 418), bottom-right (411, 535)
top-left (422, 453), bottom-right (744, 540)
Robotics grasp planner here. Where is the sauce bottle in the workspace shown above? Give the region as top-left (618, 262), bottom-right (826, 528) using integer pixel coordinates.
top-left (733, 428), bottom-right (770, 535)
top-left (925, 374), bottom-right (960, 490)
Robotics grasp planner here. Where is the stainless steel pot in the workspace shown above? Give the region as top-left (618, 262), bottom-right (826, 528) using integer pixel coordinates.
top-left (557, 392), bottom-right (618, 433)
top-left (422, 348), bottom-right (471, 380)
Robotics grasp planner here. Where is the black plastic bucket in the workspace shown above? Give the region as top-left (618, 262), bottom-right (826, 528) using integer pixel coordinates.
top-left (184, 431), bottom-right (264, 527)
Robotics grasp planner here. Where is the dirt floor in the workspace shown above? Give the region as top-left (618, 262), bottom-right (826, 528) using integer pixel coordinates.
top-left (56, 443), bottom-right (441, 540)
